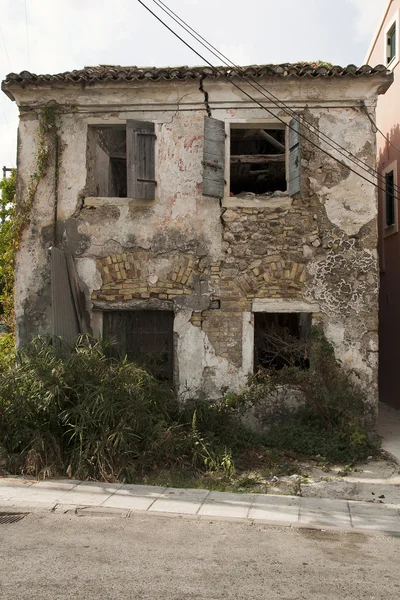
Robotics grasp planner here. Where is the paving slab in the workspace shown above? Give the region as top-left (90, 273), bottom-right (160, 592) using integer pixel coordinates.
top-left (0, 499), bottom-right (57, 512)
top-left (199, 491), bottom-right (254, 519)
top-left (102, 484), bottom-right (165, 510)
top-left (149, 487), bottom-right (209, 514)
top-left (248, 494), bottom-right (300, 522)
top-left (58, 482), bottom-right (124, 506)
top-left (2, 480), bottom-right (80, 503)
top-left (299, 497), bottom-right (351, 527)
top-left (0, 478), bottom-right (34, 499)
top-left (349, 501), bottom-right (400, 532)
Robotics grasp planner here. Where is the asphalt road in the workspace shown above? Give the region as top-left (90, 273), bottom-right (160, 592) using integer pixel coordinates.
top-left (0, 511), bottom-right (399, 599)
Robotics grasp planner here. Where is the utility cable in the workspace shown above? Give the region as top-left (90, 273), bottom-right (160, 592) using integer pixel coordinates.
top-left (0, 22), bottom-right (11, 72)
top-left (362, 103), bottom-right (400, 155)
top-left (24, 0), bottom-right (31, 71)
top-left (138, 0), bottom-right (399, 202)
top-left (151, 0), bottom-right (399, 195)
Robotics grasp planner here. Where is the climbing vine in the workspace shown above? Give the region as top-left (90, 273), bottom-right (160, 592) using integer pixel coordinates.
top-left (0, 105), bottom-right (60, 332)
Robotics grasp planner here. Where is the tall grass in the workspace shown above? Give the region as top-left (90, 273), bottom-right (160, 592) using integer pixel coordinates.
top-left (0, 330), bottom-right (378, 481)
top-left (0, 336), bottom-right (248, 480)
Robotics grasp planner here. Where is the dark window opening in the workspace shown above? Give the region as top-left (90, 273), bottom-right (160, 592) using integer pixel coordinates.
top-left (388, 24), bottom-right (396, 64)
top-left (230, 128), bottom-right (286, 195)
top-left (95, 127), bottom-right (127, 198)
top-left (103, 310), bottom-right (174, 383)
top-left (386, 170), bottom-right (395, 227)
top-left (254, 312), bottom-right (311, 372)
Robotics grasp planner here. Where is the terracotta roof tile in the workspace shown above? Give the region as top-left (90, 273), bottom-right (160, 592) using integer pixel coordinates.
top-left (2, 62), bottom-right (391, 87)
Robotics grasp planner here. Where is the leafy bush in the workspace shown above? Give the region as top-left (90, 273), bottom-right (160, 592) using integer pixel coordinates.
top-left (0, 336), bottom-right (254, 480)
top-left (0, 328), bottom-right (378, 481)
top-left (0, 336), bottom-right (185, 479)
top-left (228, 327), bottom-right (378, 463)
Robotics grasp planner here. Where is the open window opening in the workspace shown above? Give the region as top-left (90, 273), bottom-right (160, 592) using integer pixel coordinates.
top-left (90, 120), bottom-right (156, 200)
top-left (254, 312), bottom-right (311, 372)
top-left (103, 310), bottom-right (174, 383)
top-left (95, 127), bottom-right (127, 198)
top-left (230, 127), bottom-right (286, 196)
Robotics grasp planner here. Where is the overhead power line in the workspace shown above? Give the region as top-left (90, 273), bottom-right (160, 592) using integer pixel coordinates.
top-left (0, 22), bottom-right (11, 72)
top-left (24, 0), bottom-right (31, 71)
top-left (150, 0), bottom-right (400, 197)
top-left (138, 0), bottom-right (399, 202)
top-left (362, 104), bottom-right (400, 156)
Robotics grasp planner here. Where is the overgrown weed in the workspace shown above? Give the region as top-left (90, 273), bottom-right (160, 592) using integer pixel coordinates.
top-left (0, 328), bottom-right (379, 483)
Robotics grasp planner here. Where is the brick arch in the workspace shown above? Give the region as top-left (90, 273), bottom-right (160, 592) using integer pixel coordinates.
top-left (238, 258), bottom-right (307, 299)
top-left (91, 251), bottom-right (221, 303)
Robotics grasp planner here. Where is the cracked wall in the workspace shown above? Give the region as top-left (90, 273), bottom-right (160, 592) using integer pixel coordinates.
top-left (11, 75), bottom-right (384, 404)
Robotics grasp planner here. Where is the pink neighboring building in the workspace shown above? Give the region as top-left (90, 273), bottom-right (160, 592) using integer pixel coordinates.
top-left (367, 0), bottom-right (400, 409)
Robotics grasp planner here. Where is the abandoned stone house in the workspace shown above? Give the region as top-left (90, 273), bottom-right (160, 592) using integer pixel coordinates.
top-left (1, 63), bottom-right (393, 403)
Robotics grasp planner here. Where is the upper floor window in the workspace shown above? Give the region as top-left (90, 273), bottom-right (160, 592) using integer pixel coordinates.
top-left (387, 22), bottom-right (397, 64)
top-left (202, 116), bottom-right (301, 201)
top-left (87, 121), bottom-right (156, 200)
top-left (230, 127), bottom-right (286, 195)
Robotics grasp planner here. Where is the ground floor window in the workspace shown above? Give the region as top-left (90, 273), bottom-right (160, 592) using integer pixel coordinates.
top-left (103, 310), bottom-right (174, 383)
top-left (254, 312), bottom-right (311, 371)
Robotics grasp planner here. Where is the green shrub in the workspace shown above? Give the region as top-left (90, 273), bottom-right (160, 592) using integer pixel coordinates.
top-left (0, 328), bottom-right (378, 481)
top-left (0, 335), bottom-right (252, 480)
top-left (228, 327), bottom-right (378, 463)
top-left (0, 336), bottom-right (185, 479)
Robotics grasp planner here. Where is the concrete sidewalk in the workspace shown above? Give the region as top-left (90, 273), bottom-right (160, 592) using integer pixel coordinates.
top-left (1, 477), bottom-right (399, 534)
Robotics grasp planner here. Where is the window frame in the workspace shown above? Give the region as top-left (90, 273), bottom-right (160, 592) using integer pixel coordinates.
top-left (85, 119), bottom-right (159, 205)
top-left (383, 160), bottom-right (398, 238)
top-left (384, 11), bottom-right (399, 69)
top-left (241, 299), bottom-right (320, 375)
top-left (222, 118), bottom-right (294, 206)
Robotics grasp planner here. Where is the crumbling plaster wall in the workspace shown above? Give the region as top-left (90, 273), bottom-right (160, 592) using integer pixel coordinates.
top-left (12, 75), bottom-right (382, 403)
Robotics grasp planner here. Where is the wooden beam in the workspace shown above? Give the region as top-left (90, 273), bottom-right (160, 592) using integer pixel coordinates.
top-left (243, 129), bottom-right (286, 152)
top-left (231, 154), bottom-right (285, 164)
top-left (259, 130), bottom-right (285, 152)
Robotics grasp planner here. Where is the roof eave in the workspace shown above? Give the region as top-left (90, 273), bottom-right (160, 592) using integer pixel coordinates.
top-left (1, 81), bottom-right (16, 102)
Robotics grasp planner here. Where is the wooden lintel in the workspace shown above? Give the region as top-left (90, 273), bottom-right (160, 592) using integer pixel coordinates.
top-left (230, 154), bottom-right (285, 165)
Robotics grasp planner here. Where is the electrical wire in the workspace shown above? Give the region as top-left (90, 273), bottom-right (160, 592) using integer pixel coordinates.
top-left (151, 0), bottom-right (400, 195)
top-left (24, 0), bottom-right (31, 71)
top-left (137, 0), bottom-right (398, 201)
top-left (362, 103), bottom-right (400, 156)
top-left (0, 22), bottom-right (11, 72)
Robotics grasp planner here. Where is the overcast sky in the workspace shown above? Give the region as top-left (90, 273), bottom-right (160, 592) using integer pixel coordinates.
top-left (0, 0), bottom-right (388, 170)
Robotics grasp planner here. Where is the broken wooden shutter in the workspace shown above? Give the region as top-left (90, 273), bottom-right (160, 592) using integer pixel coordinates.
top-left (202, 116), bottom-right (225, 198)
top-left (288, 117), bottom-right (301, 196)
top-left (51, 247), bottom-right (80, 342)
top-left (65, 253), bottom-right (90, 334)
top-left (126, 120), bottom-right (156, 200)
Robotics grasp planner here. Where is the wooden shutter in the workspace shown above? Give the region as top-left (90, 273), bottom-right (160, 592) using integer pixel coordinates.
top-left (202, 116), bottom-right (225, 198)
top-left (288, 117), bottom-right (301, 196)
top-left (126, 121), bottom-right (156, 200)
top-left (388, 25), bottom-right (396, 63)
top-left (103, 310), bottom-right (174, 383)
top-left (66, 253), bottom-right (90, 334)
top-left (51, 247), bottom-right (80, 342)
